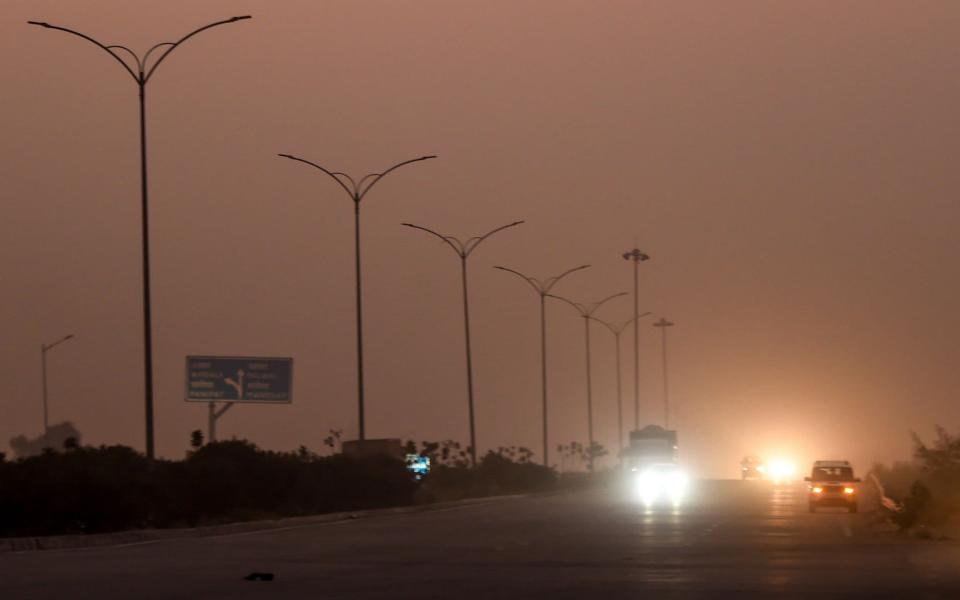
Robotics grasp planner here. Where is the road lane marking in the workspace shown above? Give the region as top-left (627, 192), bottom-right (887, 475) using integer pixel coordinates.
top-left (840, 520), bottom-right (852, 538)
top-left (700, 520), bottom-right (728, 536)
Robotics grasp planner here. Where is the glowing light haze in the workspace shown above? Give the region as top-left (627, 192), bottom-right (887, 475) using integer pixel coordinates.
top-left (2, 1), bottom-right (959, 476)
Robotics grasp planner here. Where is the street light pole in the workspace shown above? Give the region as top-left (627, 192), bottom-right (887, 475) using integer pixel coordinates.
top-left (41, 334), bottom-right (75, 445)
top-left (622, 248), bottom-right (650, 430)
top-left (404, 221), bottom-right (524, 467)
top-left (278, 155), bottom-right (436, 443)
top-left (494, 265), bottom-right (590, 467)
top-left (590, 314), bottom-right (652, 457)
top-left (548, 292), bottom-right (627, 472)
top-left (653, 318), bottom-right (675, 428)
top-left (29, 16), bottom-right (253, 460)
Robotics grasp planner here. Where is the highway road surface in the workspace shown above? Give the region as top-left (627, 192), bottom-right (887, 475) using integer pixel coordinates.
top-left (2, 480), bottom-right (958, 598)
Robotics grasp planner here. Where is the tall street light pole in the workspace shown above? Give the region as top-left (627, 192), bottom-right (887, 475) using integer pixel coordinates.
top-left (548, 292), bottom-right (627, 472)
top-left (653, 317), bottom-right (676, 428)
top-left (404, 221), bottom-right (524, 467)
top-left (29, 16), bottom-right (253, 460)
top-left (278, 155), bottom-right (436, 444)
top-left (590, 314), bottom-right (652, 458)
top-left (622, 248), bottom-right (650, 430)
top-left (41, 334), bottom-right (75, 445)
top-left (494, 265), bottom-right (590, 467)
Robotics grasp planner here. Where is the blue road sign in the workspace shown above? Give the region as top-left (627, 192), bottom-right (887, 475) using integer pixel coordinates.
top-left (185, 356), bottom-right (293, 403)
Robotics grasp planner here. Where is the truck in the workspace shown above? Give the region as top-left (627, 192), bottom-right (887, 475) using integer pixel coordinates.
top-left (623, 425), bottom-right (686, 503)
top-left (622, 424), bottom-right (679, 470)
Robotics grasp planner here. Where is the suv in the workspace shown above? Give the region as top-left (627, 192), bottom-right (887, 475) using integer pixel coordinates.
top-left (805, 460), bottom-right (861, 513)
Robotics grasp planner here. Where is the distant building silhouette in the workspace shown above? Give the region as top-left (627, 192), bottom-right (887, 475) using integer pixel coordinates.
top-left (9, 421), bottom-right (82, 458)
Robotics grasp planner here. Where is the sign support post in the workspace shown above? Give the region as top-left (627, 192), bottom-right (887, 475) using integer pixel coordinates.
top-left (186, 356), bottom-right (293, 443)
top-left (207, 401), bottom-right (236, 443)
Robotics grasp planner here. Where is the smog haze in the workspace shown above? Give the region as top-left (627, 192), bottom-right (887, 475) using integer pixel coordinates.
top-left (3, 0), bottom-right (959, 476)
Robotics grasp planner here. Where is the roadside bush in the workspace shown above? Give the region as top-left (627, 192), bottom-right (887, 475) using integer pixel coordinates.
top-left (0, 440), bottom-right (415, 537)
top-left (873, 426), bottom-right (960, 531)
top-left (0, 438), bottom-right (562, 537)
top-left (0, 445), bottom-right (156, 535)
top-left (890, 481), bottom-right (932, 531)
top-left (416, 446), bottom-right (557, 502)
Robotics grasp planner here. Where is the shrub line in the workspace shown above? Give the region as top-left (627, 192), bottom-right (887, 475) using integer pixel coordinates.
top-left (0, 492), bottom-right (535, 554)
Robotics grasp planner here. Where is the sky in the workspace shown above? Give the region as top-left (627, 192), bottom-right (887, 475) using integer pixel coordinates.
top-left (2, 1), bottom-right (959, 477)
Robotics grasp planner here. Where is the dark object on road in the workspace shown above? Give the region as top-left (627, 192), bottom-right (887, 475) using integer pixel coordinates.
top-left (243, 572), bottom-right (274, 581)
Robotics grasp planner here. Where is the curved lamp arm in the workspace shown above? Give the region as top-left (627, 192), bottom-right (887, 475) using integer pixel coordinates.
top-left (277, 153), bottom-right (356, 199)
top-left (402, 222), bottom-right (464, 256)
top-left (494, 266), bottom-right (545, 295)
top-left (590, 311), bottom-right (653, 335)
top-left (144, 16), bottom-right (251, 82)
top-left (546, 293), bottom-right (587, 317)
top-left (27, 21), bottom-right (139, 82)
top-left (28, 16), bottom-right (251, 84)
top-left (589, 316), bottom-right (621, 336)
top-left (587, 292), bottom-right (629, 316)
top-left (42, 333), bottom-right (75, 353)
top-left (278, 154), bottom-right (436, 203)
top-left (462, 221), bottom-right (524, 256)
top-left (357, 156), bottom-right (436, 201)
top-left (543, 264), bottom-right (591, 293)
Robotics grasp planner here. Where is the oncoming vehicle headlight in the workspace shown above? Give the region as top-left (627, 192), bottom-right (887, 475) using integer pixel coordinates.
top-left (634, 468), bottom-right (689, 502)
top-left (768, 459), bottom-right (796, 481)
top-left (635, 469), bottom-right (661, 497)
top-left (667, 470), bottom-right (689, 498)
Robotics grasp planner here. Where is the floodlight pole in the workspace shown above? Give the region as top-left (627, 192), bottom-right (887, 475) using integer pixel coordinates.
top-left (40, 334), bottom-right (75, 445)
top-left (590, 314), bottom-right (652, 457)
top-left (653, 318), bottom-right (676, 428)
top-left (278, 154), bottom-right (436, 443)
top-left (622, 248), bottom-right (650, 430)
top-left (494, 264), bottom-right (590, 467)
top-left (548, 292), bottom-right (627, 472)
top-left (404, 221), bottom-right (524, 467)
top-left (29, 16), bottom-right (253, 459)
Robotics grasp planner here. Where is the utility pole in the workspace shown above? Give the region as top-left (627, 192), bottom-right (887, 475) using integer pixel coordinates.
top-left (590, 314), bottom-right (652, 457)
top-left (622, 248), bottom-right (650, 430)
top-left (40, 334), bottom-right (75, 445)
top-left (404, 221), bottom-right (524, 467)
top-left (30, 16), bottom-right (252, 459)
top-left (278, 154), bottom-right (435, 443)
top-left (549, 292), bottom-right (627, 472)
top-left (653, 318), bottom-right (675, 427)
top-left (495, 264), bottom-right (590, 467)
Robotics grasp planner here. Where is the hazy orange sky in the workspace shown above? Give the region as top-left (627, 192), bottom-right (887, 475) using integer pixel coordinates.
top-left (3, 1), bottom-right (959, 476)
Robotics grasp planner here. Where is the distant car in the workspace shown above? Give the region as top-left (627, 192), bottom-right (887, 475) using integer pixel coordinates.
top-left (740, 455), bottom-right (765, 480)
top-left (805, 460), bottom-right (861, 513)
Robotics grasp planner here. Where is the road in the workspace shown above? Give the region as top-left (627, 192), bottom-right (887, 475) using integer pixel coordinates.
top-left (2, 480), bottom-right (958, 598)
